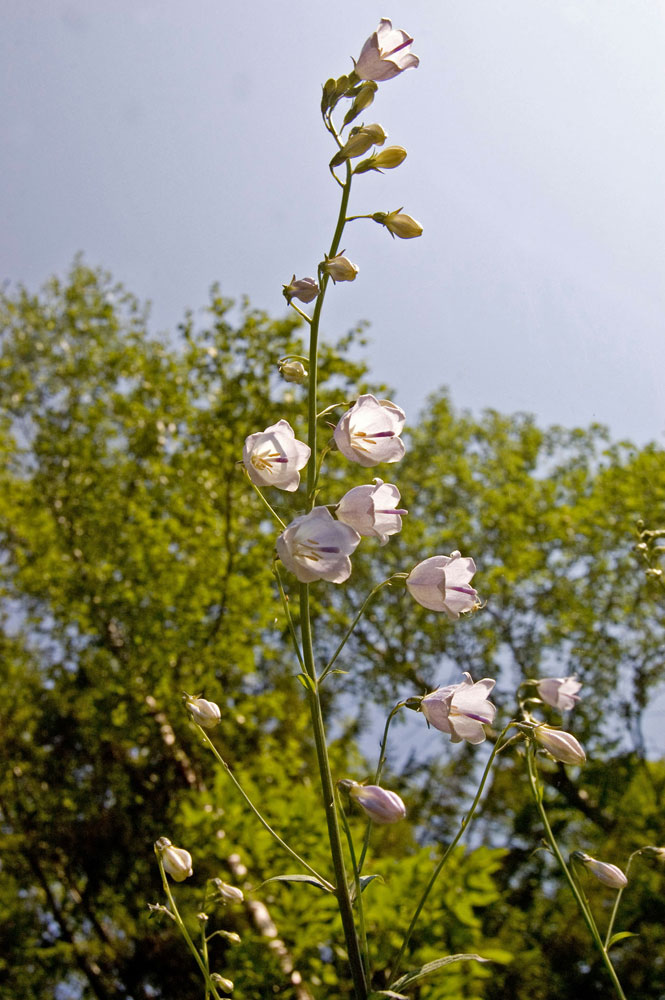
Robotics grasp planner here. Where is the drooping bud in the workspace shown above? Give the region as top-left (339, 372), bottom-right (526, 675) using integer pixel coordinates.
top-left (346, 782), bottom-right (406, 824)
top-left (282, 275), bottom-right (319, 304)
top-left (342, 81), bottom-right (379, 126)
top-left (212, 878), bottom-right (244, 904)
top-left (330, 124), bottom-right (387, 166)
top-left (155, 837), bottom-right (194, 882)
top-left (278, 359), bottom-right (308, 384)
top-left (185, 696), bottom-right (222, 730)
top-left (322, 252), bottom-right (359, 284)
top-left (373, 208), bottom-right (423, 239)
top-left (210, 974), bottom-right (235, 992)
top-left (355, 146), bottom-right (408, 174)
top-left (533, 725), bottom-right (586, 766)
top-left (572, 852), bottom-right (628, 889)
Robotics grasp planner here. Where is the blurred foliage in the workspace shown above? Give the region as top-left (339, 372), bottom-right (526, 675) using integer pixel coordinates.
top-left (1, 263), bottom-right (664, 999)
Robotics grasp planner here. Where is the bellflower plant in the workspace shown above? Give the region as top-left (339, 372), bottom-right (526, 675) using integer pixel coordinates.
top-left (153, 21), bottom-right (636, 1000)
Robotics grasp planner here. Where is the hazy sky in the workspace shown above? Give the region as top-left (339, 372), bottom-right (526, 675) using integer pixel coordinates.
top-left (2, 1), bottom-right (664, 443)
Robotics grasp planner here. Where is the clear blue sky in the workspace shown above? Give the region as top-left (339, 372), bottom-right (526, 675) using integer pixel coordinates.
top-left (2, 1), bottom-right (664, 443)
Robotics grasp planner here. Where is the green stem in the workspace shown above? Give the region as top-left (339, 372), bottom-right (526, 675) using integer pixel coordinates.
top-left (157, 857), bottom-right (223, 1000)
top-left (198, 727), bottom-right (333, 891)
top-left (319, 577), bottom-right (398, 682)
top-left (273, 563), bottom-right (305, 670)
top-left (247, 478), bottom-right (286, 530)
top-left (338, 790), bottom-right (371, 983)
top-left (390, 724), bottom-right (512, 984)
top-left (357, 701), bottom-right (408, 875)
top-left (525, 743), bottom-right (628, 1000)
top-left (300, 584), bottom-right (368, 1000)
top-left (605, 850), bottom-right (640, 949)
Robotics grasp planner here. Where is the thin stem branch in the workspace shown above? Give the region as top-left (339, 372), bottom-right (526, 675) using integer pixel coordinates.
top-left (390, 723), bottom-right (513, 984)
top-left (198, 727), bottom-right (333, 891)
top-left (338, 790), bottom-right (371, 983)
top-left (357, 701), bottom-right (409, 875)
top-left (319, 577), bottom-right (399, 683)
top-left (273, 563), bottom-right (305, 670)
top-left (524, 743), bottom-right (627, 1000)
top-left (246, 477), bottom-right (286, 530)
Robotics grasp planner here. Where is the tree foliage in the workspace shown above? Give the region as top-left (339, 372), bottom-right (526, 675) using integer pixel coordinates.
top-left (1, 263), bottom-right (664, 999)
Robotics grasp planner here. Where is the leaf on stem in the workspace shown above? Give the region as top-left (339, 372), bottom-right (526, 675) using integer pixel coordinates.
top-left (390, 953), bottom-right (490, 992)
top-left (607, 931), bottom-right (638, 949)
top-left (256, 874), bottom-right (333, 893)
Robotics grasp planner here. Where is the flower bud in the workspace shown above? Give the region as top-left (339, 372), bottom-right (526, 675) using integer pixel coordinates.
top-left (155, 837), bottom-right (193, 882)
top-left (534, 725), bottom-right (586, 766)
top-left (346, 782), bottom-right (406, 824)
top-left (322, 253), bottom-right (359, 284)
top-left (373, 208), bottom-right (423, 239)
top-left (185, 696), bottom-right (221, 730)
top-left (374, 146), bottom-right (408, 169)
top-left (210, 974), bottom-right (234, 992)
top-left (278, 359), bottom-right (307, 384)
top-left (282, 275), bottom-right (319, 304)
top-left (573, 852), bottom-right (628, 889)
top-left (330, 123), bottom-right (387, 166)
top-left (212, 878), bottom-right (244, 903)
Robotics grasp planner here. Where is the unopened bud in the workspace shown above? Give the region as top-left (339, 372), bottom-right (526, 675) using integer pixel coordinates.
top-left (322, 253), bottom-right (359, 284)
top-left (282, 276), bottom-right (319, 304)
top-left (210, 974), bottom-right (234, 992)
top-left (374, 146), bottom-right (408, 169)
top-left (212, 878), bottom-right (244, 903)
top-left (330, 124), bottom-right (387, 166)
top-left (155, 838), bottom-right (194, 882)
top-left (534, 725), bottom-right (586, 766)
top-left (278, 359), bottom-right (307, 384)
top-left (572, 852), bottom-right (628, 888)
top-left (185, 696), bottom-right (221, 730)
top-left (345, 781), bottom-right (406, 824)
top-left (373, 208), bottom-right (423, 239)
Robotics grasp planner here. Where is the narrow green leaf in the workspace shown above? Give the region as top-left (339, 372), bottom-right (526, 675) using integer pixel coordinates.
top-left (391, 953), bottom-right (489, 991)
top-left (296, 672), bottom-right (316, 694)
top-left (607, 931), bottom-right (638, 949)
top-left (256, 874), bottom-right (331, 892)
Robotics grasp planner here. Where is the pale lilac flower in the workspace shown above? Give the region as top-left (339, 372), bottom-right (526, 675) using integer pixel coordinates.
top-left (536, 676), bottom-right (582, 711)
top-left (243, 420), bottom-right (310, 492)
top-left (406, 552), bottom-right (478, 618)
top-left (322, 253), bottom-right (359, 284)
top-left (574, 853), bottom-right (628, 889)
top-left (276, 506), bottom-right (360, 583)
top-left (282, 275), bottom-right (319, 304)
top-left (335, 479), bottom-right (406, 545)
top-left (185, 696), bottom-right (221, 730)
top-left (156, 838), bottom-right (193, 882)
top-left (353, 19), bottom-right (420, 82)
top-left (534, 725), bottom-right (586, 765)
top-left (334, 394), bottom-right (406, 467)
top-left (421, 672), bottom-right (496, 745)
top-left (373, 208), bottom-right (423, 239)
top-left (348, 783), bottom-right (406, 824)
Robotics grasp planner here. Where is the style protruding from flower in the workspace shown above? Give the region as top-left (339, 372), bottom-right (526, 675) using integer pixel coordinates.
top-left (185, 696), bottom-right (221, 730)
top-left (335, 478), bottom-right (407, 545)
top-left (155, 837), bottom-right (194, 882)
top-left (345, 781), bottom-right (406, 824)
top-left (536, 676), bottom-right (582, 712)
top-left (406, 551), bottom-right (479, 619)
top-left (334, 394), bottom-right (406, 467)
top-left (278, 359), bottom-right (308, 384)
top-left (533, 725), bottom-right (586, 766)
top-left (372, 208), bottom-right (423, 239)
top-left (276, 506), bottom-right (360, 583)
top-left (353, 19), bottom-right (420, 83)
top-left (322, 252), bottom-right (359, 284)
top-left (282, 275), bottom-right (320, 304)
top-left (420, 672), bottom-right (496, 745)
top-left (572, 852), bottom-right (628, 889)
top-left (243, 420), bottom-right (311, 492)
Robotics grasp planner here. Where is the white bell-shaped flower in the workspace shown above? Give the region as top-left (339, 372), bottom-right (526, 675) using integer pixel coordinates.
top-left (406, 551), bottom-right (478, 618)
top-left (421, 672), bottom-right (496, 745)
top-left (276, 507), bottom-right (360, 583)
top-left (353, 19), bottom-right (419, 82)
top-left (335, 479), bottom-right (406, 545)
top-left (334, 394), bottom-right (406, 468)
top-left (535, 676), bottom-right (581, 711)
top-left (243, 420), bottom-right (310, 491)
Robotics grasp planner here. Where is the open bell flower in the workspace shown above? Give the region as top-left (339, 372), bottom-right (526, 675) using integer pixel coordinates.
top-left (243, 420), bottom-right (310, 492)
top-left (155, 837), bottom-right (194, 882)
top-left (335, 478), bottom-right (406, 545)
top-left (185, 696), bottom-right (221, 730)
top-left (534, 724), bottom-right (586, 766)
top-left (353, 18), bottom-right (419, 82)
top-left (334, 394), bottom-right (406, 467)
top-left (322, 253), bottom-right (359, 284)
top-left (276, 506), bottom-right (360, 583)
top-left (573, 852), bottom-right (628, 889)
top-left (348, 782), bottom-right (406, 824)
top-left (282, 275), bottom-right (319, 304)
top-left (536, 676), bottom-right (582, 711)
top-left (406, 552), bottom-right (479, 618)
top-left (421, 673), bottom-right (496, 745)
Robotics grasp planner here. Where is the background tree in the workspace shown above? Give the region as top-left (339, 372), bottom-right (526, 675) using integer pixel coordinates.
top-left (1, 263), bottom-right (664, 999)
